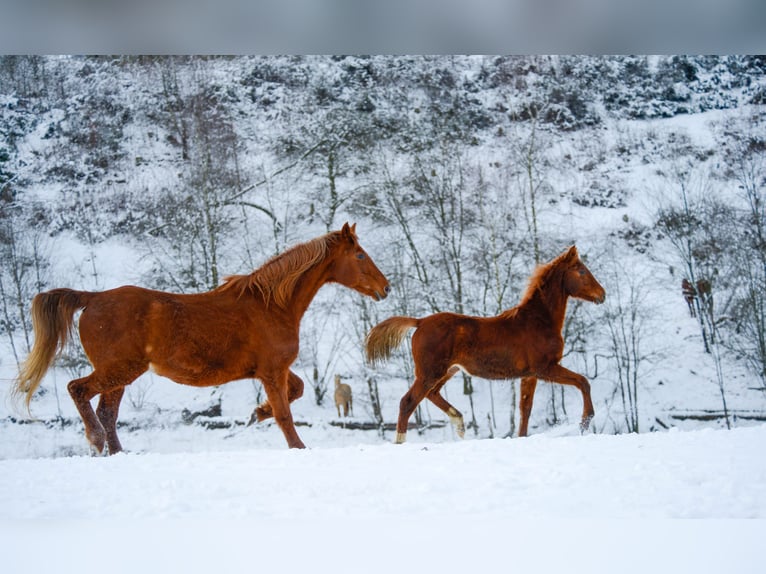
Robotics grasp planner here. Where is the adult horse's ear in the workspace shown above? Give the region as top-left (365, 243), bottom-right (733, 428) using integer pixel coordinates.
top-left (566, 245), bottom-right (579, 260)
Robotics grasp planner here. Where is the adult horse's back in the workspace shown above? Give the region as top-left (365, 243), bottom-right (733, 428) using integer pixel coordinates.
top-left (14, 223), bottom-right (390, 453)
top-left (365, 246), bottom-right (604, 443)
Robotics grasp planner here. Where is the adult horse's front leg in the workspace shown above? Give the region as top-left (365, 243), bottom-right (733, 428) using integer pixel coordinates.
top-left (540, 364), bottom-right (595, 433)
top-left (262, 371), bottom-right (306, 449)
top-left (518, 376), bottom-right (538, 437)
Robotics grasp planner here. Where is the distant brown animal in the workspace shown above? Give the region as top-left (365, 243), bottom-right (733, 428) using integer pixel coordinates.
top-left (366, 246), bottom-right (605, 443)
top-left (334, 374), bottom-right (353, 417)
top-left (682, 278), bottom-right (697, 317)
top-left (13, 223), bottom-right (390, 453)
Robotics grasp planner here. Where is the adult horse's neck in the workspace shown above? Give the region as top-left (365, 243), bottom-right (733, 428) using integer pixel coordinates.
top-left (280, 253), bottom-right (335, 323)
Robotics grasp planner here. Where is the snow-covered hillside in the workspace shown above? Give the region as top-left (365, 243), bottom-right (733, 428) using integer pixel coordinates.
top-left (1, 56), bottom-right (765, 458)
top-left (1, 56), bottom-right (764, 574)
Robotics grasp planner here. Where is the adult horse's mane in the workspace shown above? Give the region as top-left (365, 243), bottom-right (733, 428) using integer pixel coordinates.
top-left (218, 234), bottom-right (334, 307)
top-left (514, 247), bottom-right (576, 309)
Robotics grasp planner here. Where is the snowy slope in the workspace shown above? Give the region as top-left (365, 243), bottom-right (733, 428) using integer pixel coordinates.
top-left (1, 425), bottom-right (764, 572)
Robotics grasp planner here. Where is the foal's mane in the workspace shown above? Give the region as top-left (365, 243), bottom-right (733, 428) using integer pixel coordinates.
top-left (517, 247), bottom-right (577, 307)
top-left (218, 233), bottom-right (336, 307)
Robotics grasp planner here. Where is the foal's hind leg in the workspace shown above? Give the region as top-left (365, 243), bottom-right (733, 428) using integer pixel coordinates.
top-left (428, 392), bottom-right (465, 439)
top-left (427, 367), bottom-right (464, 438)
top-left (396, 371), bottom-right (456, 444)
top-left (518, 377), bottom-right (538, 437)
top-left (96, 387), bottom-right (126, 454)
top-left (396, 377), bottom-right (431, 444)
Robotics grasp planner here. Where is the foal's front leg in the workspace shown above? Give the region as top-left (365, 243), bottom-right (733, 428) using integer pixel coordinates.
top-left (540, 364), bottom-right (595, 433)
top-left (518, 376), bottom-right (538, 437)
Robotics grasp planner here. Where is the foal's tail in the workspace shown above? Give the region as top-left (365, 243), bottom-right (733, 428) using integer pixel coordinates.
top-left (365, 316), bottom-right (419, 366)
top-left (13, 289), bottom-right (90, 411)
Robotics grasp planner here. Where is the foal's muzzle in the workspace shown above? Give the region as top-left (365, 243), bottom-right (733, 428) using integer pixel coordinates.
top-left (374, 285), bottom-right (391, 301)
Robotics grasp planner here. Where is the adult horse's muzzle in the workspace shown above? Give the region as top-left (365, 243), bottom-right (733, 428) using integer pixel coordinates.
top-left (593, 291), bottom-right (606, 305)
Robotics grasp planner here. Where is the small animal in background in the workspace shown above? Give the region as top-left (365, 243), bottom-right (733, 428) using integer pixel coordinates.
top-left (682, 278), bottom-right (697, 317)
top-left (334, 374), bottom-right (353, 417)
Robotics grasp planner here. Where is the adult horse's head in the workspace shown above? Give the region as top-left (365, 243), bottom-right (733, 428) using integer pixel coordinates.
top-left (329, 223), bottom-right (391, 301)
top-left (562, 246), bottom-right (606, 304)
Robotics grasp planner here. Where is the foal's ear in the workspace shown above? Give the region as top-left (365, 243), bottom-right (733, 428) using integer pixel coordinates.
top-left (341, 222), bottom-right (357, 243)
top-left (566, 245), bottom-right (579, 260)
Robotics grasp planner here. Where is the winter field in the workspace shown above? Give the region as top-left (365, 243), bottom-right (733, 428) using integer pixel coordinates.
top-left (1, 425), bottom-right (765, 573)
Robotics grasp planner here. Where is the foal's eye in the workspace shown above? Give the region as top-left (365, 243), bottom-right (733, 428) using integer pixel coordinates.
top-left (356, 253), bottom-right (366, 260)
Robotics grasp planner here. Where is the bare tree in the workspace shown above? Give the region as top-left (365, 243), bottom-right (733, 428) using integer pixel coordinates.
top-left (602, 252), bottom-right (657, 433)
top-left (655, 162), bottom-right (735, 427)
top-left (714, 110), bottom-right (766, 395)
top-left (0, 209), bottom-right (50, 362)
top-left (299, 309), bottom-right (348, 407)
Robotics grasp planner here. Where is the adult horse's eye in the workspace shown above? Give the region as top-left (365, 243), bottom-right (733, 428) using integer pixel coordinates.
top-left (357, 253), bottom-right (366, 260)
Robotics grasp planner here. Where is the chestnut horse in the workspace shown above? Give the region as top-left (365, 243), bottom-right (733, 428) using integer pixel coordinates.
top-left (365, 246), bottom-right (605, 443)
top-left (14, 223), bottom-right (390, 453)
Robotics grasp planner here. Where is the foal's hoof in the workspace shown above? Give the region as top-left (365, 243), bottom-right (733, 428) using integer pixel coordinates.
top-left (579, 415), bottom-right (594, 434)
top-left (448, 408), bottom-right (465, 439)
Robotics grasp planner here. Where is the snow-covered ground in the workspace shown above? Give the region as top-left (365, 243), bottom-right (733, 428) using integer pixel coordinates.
top-left (1, 425), bottom-right (764, 572)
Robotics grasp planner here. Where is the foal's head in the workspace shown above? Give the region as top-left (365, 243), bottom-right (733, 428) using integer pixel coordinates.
top-left (328, 223), bottom-right (391, 301)
top-left (561, 246), bottom-right (606, 304)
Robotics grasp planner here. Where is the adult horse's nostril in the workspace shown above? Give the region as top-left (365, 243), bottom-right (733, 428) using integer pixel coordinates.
top-left (384, 285), bottom-right (391, 294)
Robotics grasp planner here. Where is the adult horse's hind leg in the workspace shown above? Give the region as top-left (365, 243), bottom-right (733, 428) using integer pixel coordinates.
top-left (251, 370), bottom-right (304, 424)
top-left (518, 376), bottom-right (538, 437)
top-left (96, 387), bottom-right (126, 454)
top-left (540, 364), bottom-right (595, 433)
top-left (68, 374), bottom-right (108, 454)
top-left (70, 365), bottom-right (145, 455)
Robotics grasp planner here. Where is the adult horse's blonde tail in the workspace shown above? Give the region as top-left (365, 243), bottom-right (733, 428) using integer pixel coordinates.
top-left (365, 316), bottom-right (419, 366)
top-left (13, 289), bottom-right (89, 411)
